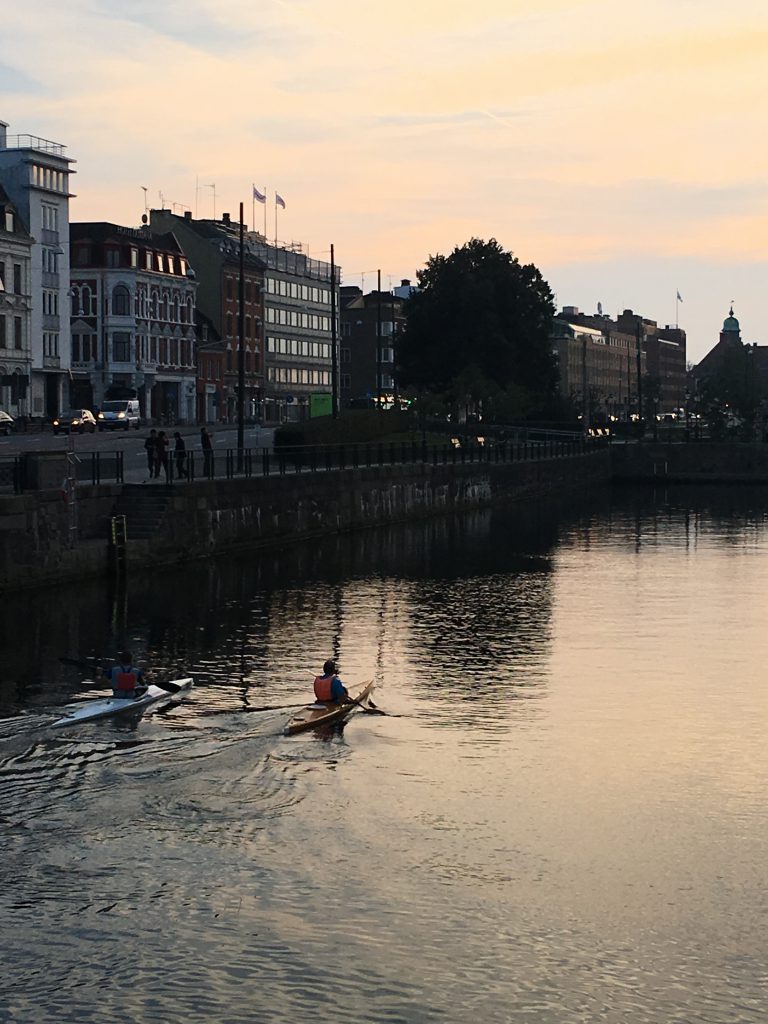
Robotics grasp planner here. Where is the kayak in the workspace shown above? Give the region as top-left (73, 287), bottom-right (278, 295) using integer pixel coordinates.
top-left (284, 680), bottom-right (376, 736)
top-left (50, 678), bottom-right (193, 728)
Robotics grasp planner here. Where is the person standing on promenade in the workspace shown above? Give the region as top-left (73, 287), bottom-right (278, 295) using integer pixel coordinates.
top-left (201, 427), bottom-right (214, 477)
top-left (143, 429), bottom-right (157, 482)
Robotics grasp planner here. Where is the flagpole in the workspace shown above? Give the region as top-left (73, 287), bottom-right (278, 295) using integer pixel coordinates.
top-left (263, 186), bottom-right (267, 237)
top-left (252, 187), bottom-right (255, 236)
top-left (274, 196), bottom-right (278, 246)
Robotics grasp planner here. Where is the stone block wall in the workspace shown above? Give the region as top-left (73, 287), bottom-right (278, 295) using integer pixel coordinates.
top-left (0, 451), bottom-right (611, 590)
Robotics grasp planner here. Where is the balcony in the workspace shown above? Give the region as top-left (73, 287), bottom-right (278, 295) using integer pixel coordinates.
top-left (42, 314), bottom-right (60, 330)
top-left (41, 272), bottom-right (60, 289)
top-left (43, 355), bottom-right (60, 369)
top-left (5, 134), bottom-right (67, 156)
top-left (40, 229), bottom-right (60, 246)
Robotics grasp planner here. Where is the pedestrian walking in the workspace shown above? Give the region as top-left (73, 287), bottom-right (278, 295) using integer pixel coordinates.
top-left (173, 431), bottom-right (187, 480)
top-left (143, 429), bottom-right (157, 482)
top-left (155, 430), bottom-right (170, 482)
top-left (201, 427), bottom-right (214, 477)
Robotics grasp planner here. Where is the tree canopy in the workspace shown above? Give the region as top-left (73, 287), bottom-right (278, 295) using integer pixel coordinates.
top-left (398, 238), bottom-right (558, 418)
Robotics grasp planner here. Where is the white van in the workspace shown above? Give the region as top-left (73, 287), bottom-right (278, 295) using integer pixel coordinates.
top-left (98, 399), bottom-right (141, 431)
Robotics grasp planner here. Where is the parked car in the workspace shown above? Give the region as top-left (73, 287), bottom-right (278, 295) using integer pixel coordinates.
top-left (0, 410), bottom-right (15, 436)
top-left (97, 399), bottom-right (141, 431)
top-left (52, 409), bottom-right (97, 434)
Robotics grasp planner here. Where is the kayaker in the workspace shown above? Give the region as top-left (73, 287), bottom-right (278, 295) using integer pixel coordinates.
top-left (103, 651), bottom-right (148, 700)
top-left (313, 659), bottom-right (349, 704)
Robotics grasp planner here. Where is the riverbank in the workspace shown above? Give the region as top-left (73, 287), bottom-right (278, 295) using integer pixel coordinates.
top-left (0, 448), bottom-right (609, 590)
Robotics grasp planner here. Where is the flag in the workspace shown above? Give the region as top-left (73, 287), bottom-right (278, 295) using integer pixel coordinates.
top-left (676, 290), bottom-right (683, 302)
top-left (253, 186), bottom-right (266, 204)
top-left (275, 193), bottom-right (286, 209)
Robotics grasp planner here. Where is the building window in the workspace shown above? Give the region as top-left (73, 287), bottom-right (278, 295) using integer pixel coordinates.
top-left (112, 285), bottom-right (131, 316)
top-left (4, 210), bottom-right (13, 232)
top-left (341, 373), bottom-right (351, 389)
top-left (130, 247), bottom-right (138, 268)
top-left (14, 318), bottom-right (22, 350)
top-left (112, 333), bottom-right (131, 362)
top-left (13, 265), bottom-right (21, 295)
top-left (226, 314), bottom-right (233, 337)
top-left (106, 249), bottom-right (121, 268)
top-left (341, 347), bottom-right (351, 363)
top-left (0, 314), bottom-right (5, 347)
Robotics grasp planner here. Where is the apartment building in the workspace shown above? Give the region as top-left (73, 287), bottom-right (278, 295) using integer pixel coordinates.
top-left (70, 223), bottom-right (198, 422)
top-left (0, 120), bottom-right (75, 418)
top-left (0, 185), bottom-right (32, 416)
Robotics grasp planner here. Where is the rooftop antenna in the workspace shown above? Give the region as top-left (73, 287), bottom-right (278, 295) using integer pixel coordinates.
top-left (204, 183), bottom-right (217, 219)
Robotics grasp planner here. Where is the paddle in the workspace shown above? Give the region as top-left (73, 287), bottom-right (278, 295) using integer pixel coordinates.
top-left (345, 695), bottom-right (386, 715)
top-left (59, 656), bottom-right (185, 694)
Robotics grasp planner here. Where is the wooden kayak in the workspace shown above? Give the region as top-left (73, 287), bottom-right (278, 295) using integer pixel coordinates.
top-left (283, 679), bottom-right (376, 736)
top-left (50, 678), bottom-right (193, 728)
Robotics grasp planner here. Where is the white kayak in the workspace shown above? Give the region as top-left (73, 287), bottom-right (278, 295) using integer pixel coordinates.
top-left (51, 678), bottom-right (193, 728)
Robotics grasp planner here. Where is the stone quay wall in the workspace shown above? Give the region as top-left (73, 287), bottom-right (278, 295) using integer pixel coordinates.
top-left (610, 442), bottom-right (768, 483)
top-left (0, 450), bottom-right (610, 590)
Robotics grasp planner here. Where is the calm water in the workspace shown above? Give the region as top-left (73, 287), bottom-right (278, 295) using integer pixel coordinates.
top-left (2, 486), bottom-right (768, 1023)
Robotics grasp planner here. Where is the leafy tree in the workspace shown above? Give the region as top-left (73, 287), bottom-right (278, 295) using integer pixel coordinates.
top-left (398, 238), bottom-right (557, 420)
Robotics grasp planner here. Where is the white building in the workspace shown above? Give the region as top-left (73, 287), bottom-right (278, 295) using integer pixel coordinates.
top-left (0, 185), bottom-right (33, 417)
top-left (70, 222), bottom-right (197, 423)
top-left (0, 121), bottom-right (75, 419)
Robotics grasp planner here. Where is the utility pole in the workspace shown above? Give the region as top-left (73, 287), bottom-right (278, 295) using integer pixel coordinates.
top-left (330, 243), bottom-right (338, 418)
top-left (636, 321), bottom-right (644, 432)
top-left (391, 290), bottom-right (399, 408)
top-left (376, 269), bottom-right (382, 409)
top-left (237, 202), bottom-right (245, 471)
top-left (581, 333), bottom-right (589, 434)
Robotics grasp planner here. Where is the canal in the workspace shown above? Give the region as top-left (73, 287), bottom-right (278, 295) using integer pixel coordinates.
top-left (2, 484), bottom-right (767, 1023)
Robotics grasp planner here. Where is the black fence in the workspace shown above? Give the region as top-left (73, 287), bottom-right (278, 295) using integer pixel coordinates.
top-left (155, 435), bottom-right (595, 484)
top-left (1, 436), bottom-right (600, 493)
top-left (0, 451), bottom-right (124, 494)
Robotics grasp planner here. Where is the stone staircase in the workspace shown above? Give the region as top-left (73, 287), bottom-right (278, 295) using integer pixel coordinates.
top-left (114, 484), bottom-right (175, 541)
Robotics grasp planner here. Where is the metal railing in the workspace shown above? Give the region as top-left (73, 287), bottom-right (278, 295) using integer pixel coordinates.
top-left (0, 451), bottom-right (124, 494)
top-left (153, 435), bottom-right (598, 484)
top-left (0, 438), bottom-right (603, 494)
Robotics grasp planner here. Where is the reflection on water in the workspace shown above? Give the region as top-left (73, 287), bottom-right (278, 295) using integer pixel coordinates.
top-left (2, 484), bottom-right (768, 1022)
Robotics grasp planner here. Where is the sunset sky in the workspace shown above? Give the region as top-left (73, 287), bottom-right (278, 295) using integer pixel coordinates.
top-left (3, 0), bottom-right (767, 361)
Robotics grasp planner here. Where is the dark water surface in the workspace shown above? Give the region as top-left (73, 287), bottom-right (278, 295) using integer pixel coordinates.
top-left (2, 486), bottom-right (768, 1023)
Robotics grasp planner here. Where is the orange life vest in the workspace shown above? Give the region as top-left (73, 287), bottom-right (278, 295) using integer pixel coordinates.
top-left (314, 674), bottom-right (334, 702)
top-left (115, 668), bottom-right (139, 692)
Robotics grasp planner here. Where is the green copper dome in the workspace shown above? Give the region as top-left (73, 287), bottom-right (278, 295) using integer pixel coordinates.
top-left (723, 306), bottom-right (740, 332)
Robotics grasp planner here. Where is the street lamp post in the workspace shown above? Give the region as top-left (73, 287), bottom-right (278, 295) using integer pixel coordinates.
top-left (237, 201), bottom-right (245, 471)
